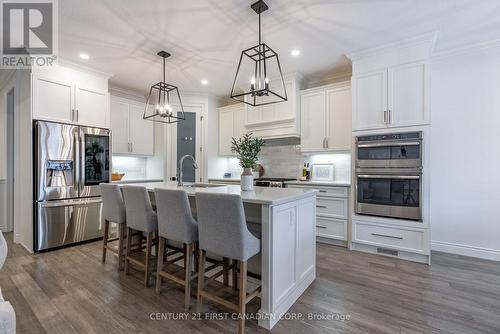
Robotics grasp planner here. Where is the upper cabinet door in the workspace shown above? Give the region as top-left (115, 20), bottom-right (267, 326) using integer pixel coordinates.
top-left (110, 98), bottom-right (130, 155)
top-left (326, 86), bottom-right (352, 151)
top-left (352, 70), bottom-right (387, 131)
top-left (219, 108), bottom-right (236, 156)
top-left (32, 74), bottom-right (74, 123)
top-left (128, 103), bottom-right (154, 156)
top-left (300, 90), bottom-right (327, 152)
top-left (387, 61), bottom-right (429, 128)
top-left (75, 85), bottom-right (109, 128)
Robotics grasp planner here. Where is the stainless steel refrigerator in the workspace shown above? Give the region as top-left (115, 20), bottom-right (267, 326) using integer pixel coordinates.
top-left (34, 121), bottom-right (111, 251)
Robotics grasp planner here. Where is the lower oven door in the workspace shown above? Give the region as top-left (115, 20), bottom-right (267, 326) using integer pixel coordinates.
top-left (355, 173), bottom-right (422, 221)
top-left (35, 197), bottom-right (103, 251)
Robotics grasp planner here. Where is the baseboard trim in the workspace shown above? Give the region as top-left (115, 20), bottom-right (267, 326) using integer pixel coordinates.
top-left (431, 240), bottom-right (500, 261)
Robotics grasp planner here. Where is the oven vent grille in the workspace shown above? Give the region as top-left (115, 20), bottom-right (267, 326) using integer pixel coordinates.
top-left (377, 247), bottom-right (399, 256)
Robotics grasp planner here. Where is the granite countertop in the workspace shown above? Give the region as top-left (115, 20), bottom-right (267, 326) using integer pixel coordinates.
top-left (116, 181), bottom-right (316, 205)
top-left (284, 180), bottom-right (351, 187)
top-left (112, 179), bottom-right (164, 184)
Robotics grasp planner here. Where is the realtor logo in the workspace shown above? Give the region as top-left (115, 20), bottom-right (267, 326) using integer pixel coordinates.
top-left (1, 0), bottom-right (58, 68)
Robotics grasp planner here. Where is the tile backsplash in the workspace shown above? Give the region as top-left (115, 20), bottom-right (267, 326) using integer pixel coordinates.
top-left (224, 144), bottom-right (351, 182)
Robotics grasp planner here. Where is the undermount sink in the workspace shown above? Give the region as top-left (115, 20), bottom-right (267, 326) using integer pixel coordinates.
top-left (183, 183), bottom-right (225, 188)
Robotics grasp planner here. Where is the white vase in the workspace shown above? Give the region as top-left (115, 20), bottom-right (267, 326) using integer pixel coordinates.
top-left (240, 168), bottom-right (254, 191)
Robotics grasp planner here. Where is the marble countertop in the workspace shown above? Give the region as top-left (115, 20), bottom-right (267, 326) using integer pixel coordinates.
top-left (284, 180), bottom-right (351, 187)
top-left (117, 181), bottom-right (316, 205)
top-left (112, 179), bottom-right (164, 184)
top-left (208, 178), bottom-right (241, 182)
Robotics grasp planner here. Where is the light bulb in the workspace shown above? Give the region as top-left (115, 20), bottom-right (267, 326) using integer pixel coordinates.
top-left (155, 104), bottom-right (160, 110)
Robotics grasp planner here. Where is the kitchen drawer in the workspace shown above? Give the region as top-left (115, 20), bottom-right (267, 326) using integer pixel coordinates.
top-left (316, 197), bottom-right (348, 219)
top-left (353, 221), bottom-right (426, 253)
top-left (288, 184), bottom-right (348, 198)
top-left (316, 217), bottom-right (347, 241)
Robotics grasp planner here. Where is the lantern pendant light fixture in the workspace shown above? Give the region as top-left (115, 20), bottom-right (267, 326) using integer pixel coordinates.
top-left (230, 0), bottom-right (287, 106)
top-left (143, 50), bottom-right (185, 124)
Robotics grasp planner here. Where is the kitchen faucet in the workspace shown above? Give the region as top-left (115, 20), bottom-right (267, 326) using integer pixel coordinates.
top-left (177, 154), bottom-right (198, 186)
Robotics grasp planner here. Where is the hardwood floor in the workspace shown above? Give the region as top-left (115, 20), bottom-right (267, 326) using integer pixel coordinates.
top-left (1, 233), bottom-right (499, 334)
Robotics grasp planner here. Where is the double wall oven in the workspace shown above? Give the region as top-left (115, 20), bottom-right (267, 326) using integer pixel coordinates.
top-left (355, 132), bottom-right (423, 221)
top-left (34, 121), bottom-right (111, 251)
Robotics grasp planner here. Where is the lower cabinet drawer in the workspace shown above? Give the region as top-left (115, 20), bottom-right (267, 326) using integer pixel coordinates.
top-left (353, 221), bottom-right (426, 253)
top-left (315, 197), bottom-right (348, 219)
top-left (316, 217), bottom-right (347, 241)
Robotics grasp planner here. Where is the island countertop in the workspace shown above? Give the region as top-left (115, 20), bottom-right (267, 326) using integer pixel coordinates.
top-left (116, 181), bottom-right (317, 205)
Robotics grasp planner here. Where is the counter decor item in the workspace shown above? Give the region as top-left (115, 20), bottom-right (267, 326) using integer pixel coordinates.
top-left (112, 172), bottom-right (125, 181)
top-left (231, 133), bottom-right (265, 191)
top-left (312, 163), bottom-right (334, 181)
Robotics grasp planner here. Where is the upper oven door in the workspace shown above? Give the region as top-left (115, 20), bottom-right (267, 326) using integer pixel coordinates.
top-left (356, 140), bottom-right (422, 168)
top-left (355, 171), bottom-right (422, 221)
top-left (79, 126), bottom-right (111, 197)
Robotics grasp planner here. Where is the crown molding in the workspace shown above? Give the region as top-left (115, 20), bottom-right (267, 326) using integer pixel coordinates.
top-left (57, 58), bottom-right (114, 79)
top-left (305, 71), bottom-right (351, 89)
top-left (432, 38), bottom-right (500, 61)
top-left (346, 31), bottom-right (438, 61)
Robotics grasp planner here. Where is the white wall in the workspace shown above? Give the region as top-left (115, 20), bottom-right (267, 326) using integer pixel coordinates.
top-left (430, 46), bottom-right (500, 261)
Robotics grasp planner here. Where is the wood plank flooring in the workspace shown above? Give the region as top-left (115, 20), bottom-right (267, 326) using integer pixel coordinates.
top-left (1, 233), bottom-right (499, 334)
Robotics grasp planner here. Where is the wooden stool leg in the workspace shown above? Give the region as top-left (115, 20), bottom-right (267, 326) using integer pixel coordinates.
top-left (102, 220), bottom-right (109, 263)
top-left (124, 227), bottom-right (132, 275)
top-left (117, 223), bottom-right (125, 271)
top-left (223, 257), bottom-right (229, 287)
top-left (184, 243), bottom-right (193, 309)
top-left (156, 237), bottom-right (165, 294)
top-left (197, 249), bottom-right (206, 310)
top-left (232, 259), bottom-right (238, 291)
top-left (193, 242), bottom-right (199, 272)
top-left (238, 261), bottom-right (247, 334)
top-left (145, 232), bottom-right (153, 287)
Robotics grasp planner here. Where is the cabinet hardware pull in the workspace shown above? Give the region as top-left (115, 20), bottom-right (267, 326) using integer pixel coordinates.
top-left (371, 233), bottom-right (403, 240)
top-left (383, 110), bottom-right (387, 123)
top-left (75, 109), bottom-right (79, 122)
top-left (71, 109), bottom-right (74, 121)
top-left (326, 138), bottom-right (328, 148)
top-left (319, 190), bottom-right (327, 193)
top-left (316, 205), bottom-right (327, 208)
top-left (388, 109), bottom-right (392, 124)
top-left (316, 225), bottom-right (327, 229)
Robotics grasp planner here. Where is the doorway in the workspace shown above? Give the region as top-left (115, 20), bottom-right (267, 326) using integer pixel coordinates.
top-left (5, 88), bottom-right (14, 232)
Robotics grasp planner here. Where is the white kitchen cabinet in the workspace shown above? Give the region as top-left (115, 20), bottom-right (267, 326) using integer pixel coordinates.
top-left (218, 104), bottom-right (245, 156)
top-left (244, 73), bottom-right (303, 139)
top-left (110, 96), bottom-right (154, 156)
top-left (286, 183), bottom-right (350, 244)
top-left (300, 82), bottom-right (351, 152)
top-left (32, 65), bottom-right (110, 128)
top-left (352, 61), bottom-right (429, 131)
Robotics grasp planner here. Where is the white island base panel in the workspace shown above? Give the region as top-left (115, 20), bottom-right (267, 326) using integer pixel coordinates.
top-left (120, 182), bottom-right (317, 330)
top-left (258, 198), bottom-right (317, 329)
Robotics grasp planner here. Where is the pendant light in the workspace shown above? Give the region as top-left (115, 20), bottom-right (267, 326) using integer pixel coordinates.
top-left (143, 51), bottom-right (185, 124)
top-left (230, 0), bottom-right (287, 106)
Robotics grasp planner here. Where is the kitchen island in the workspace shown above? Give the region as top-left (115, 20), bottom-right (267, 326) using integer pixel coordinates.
top-left (119, 182), bottom-right (317, 330)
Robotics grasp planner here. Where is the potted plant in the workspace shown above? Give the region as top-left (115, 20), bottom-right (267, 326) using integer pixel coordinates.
top-left (231, 133), bottom-right (265, 191)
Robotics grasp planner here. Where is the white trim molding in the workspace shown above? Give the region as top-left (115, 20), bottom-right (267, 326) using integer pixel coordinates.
top-left (432, 240), bottom-right (500, 262)
top-left (432, 38), bottom-right (500, 61)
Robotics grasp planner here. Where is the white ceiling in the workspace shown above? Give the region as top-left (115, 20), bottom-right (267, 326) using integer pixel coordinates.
top-left (59, 0), bottom-right (500, 97)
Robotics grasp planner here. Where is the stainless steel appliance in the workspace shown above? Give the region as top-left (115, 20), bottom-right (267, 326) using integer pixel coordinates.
top-left (254, 177), bottom-right (296, 188)
top-left (34, 121), bottom-right (111, 251)
top-left (355, 131), bottom-right (423, 221)
top-left (355, 132), bottom-right (422, 168)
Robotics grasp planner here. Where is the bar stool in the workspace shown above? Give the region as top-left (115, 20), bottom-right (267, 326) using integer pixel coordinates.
top-left (154, 188), bottom-right (199, 308)
top-left (100, 183), bottom-right (127, 270)
top-left (122, 185), bottom-right (158, 286)
top-left (195, 193), bottom-right (261, 334)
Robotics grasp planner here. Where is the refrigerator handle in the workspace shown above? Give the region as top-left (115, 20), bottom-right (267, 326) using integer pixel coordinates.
top-left (74, 128), bottom-right (81, 196)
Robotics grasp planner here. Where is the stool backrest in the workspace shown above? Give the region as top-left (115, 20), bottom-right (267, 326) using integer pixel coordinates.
top-left (195, 192), bottom-right (257, 261)
top-left (122, 186), bottom-right (157, 233)
top-left (155, 188), bottom-right (198, 244)
top-left (100, 183), bottom-right (126, 224)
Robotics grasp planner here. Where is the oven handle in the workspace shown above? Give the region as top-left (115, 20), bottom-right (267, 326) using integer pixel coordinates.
top-left (357, 174), bottom-right (421, 180)
top-left (356, 141), bottom-right (421, 148)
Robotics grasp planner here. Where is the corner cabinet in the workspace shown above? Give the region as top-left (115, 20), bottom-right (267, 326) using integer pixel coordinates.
top-left (243, 73), bottom-right (304, 139)
top-left (352, 61), bottom-right (430, 131)
top-left (300, 82), bottom-right (352, 152)
top-left (110, 96), bottom-right (154, 156)
top-left (218, 104), bottom-right (245, 156)
top-left (31, 65), bottom-right (110, 128)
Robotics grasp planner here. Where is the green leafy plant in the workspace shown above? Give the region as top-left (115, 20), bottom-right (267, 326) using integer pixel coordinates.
top-left (231, 133), bottom-right (265, 169)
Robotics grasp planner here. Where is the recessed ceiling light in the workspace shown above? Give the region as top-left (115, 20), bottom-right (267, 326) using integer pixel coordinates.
top-left (79, 53), bottom-right (89, 60)
top-left (201, 79), bottom-right (209, 85)
top-left (291, 49), bottom-right (300, 57)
